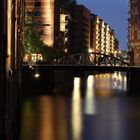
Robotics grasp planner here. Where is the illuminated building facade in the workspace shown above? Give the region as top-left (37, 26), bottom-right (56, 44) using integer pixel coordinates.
top-left (129, 0), bottom-right (140, 65)
top-left (104, 23), bottom-right (111, 55)
top-left (25, 0), bottom-right (54, 47)
top-left (99, 19), bottom-right (106, 54)
top-left (90, 14), bottom-right (118, 56)
top-left (90, 15), bottom-right (100, 52)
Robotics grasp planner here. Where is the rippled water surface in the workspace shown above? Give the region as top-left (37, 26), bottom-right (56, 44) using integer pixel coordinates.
top-left (20, 72), bottom-right (140, 140)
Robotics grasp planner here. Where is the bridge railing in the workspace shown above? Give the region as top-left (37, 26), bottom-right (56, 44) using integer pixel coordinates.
top-left (51, 52), bottom-right (129, 66)
top-left (22, 52), bottom-right (130, 67)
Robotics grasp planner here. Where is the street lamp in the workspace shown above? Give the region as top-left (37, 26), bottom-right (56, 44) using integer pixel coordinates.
top-left (34, 67), bottom-right (40, 78)
top-left (64, 48), bottom-right (68, 53)
top-left (34, 73), bottom-right (40, 78)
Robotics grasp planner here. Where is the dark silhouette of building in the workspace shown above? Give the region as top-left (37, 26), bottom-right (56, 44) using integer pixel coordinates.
top-left (90, 14), bottom-right (95, 51)
top-left (69, 5), bottom-right (91, 53)
top-left (0, 1), bottom-right (6, 138)
top-left (54, 0), bottom-right (74, 52)
top-left (0, 1), bottom-right (24, 140)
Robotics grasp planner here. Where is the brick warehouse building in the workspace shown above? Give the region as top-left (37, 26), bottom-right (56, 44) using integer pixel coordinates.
top-left (25, 0), bottom-right (55, 47)
top-left (129, 0), bottom-right (140, 65)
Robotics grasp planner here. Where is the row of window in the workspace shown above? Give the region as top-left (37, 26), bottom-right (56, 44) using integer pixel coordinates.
top-left (26, 1), bottom-right (41, 7)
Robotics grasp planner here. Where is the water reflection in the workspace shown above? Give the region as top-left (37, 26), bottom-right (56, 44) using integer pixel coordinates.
top-left (84, 75), bottom-right (96, 115)
top-left (94, 72), bottom-right (127, 96)
top-left (37, 96), bottom-right (54, 140)
top-left (112, 72), bottom-right (127, 91)
top-left (20, 72), bottom-right (131, 140)
top-left (20, 100), bottom-right (37, 140)
top-left (72, 78), bottom-right (82, 140)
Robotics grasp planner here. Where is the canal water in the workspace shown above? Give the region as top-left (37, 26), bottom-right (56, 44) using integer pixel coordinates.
top-left (20, 71), bottom-right (140, 140)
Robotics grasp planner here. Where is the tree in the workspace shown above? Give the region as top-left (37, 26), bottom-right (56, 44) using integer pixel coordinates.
top-left (24, 15), bottom-right (45, 54)
top-left (24, 15), bottom-right (60, 61)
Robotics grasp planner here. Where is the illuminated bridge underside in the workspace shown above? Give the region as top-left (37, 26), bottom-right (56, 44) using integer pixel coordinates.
top-left (53, 52), bottom-right (129, 66)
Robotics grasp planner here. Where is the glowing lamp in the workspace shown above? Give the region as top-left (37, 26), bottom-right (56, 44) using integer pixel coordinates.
top-left (34, 73), bottom-right (40, 78)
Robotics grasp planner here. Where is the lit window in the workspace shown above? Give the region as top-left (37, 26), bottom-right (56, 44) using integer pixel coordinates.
top-left (31, 54), bottom-right (37, 62)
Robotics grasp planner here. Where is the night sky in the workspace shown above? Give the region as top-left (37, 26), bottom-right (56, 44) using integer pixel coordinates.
top-left (77, 0), bottom-right (128, 50)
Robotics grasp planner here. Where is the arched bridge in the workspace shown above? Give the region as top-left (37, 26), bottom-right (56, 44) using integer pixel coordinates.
top-left (52, 52), bottom-right (129, 66)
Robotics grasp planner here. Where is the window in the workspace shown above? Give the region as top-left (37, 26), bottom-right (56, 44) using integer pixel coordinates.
top-left (34, 2), bottom-right (41, 7)
top-left (34, 20), bottom-right (42, 26)
top-left (34, 11), bottom-right (41, 16)
top-left (39, 30), bottom-right (43, 35)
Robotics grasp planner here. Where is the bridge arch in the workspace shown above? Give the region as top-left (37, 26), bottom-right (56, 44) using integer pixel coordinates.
top-left (53, 52), bottom-right (129, 66)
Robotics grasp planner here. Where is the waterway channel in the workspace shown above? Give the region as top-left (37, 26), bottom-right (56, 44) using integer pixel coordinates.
top-left (20, 71), bottom-right (140, 140)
